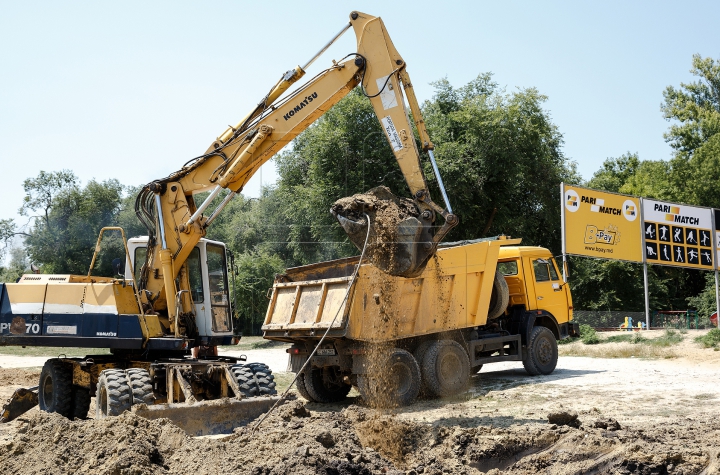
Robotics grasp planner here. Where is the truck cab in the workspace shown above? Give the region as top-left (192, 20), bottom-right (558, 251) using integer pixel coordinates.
top-left (497, 246), bottom-right (575, 339)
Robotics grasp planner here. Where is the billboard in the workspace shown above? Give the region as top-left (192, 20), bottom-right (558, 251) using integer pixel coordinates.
top-left (562, 184), bottom-right (643, 262)
top-left (643, 199), bottom-right (714, 269)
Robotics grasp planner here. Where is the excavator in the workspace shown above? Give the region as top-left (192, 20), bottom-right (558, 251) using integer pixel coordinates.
top-left (0, 11), bottom-right (457, 434)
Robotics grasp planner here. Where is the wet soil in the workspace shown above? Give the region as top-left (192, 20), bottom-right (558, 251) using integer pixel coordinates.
top-left (332, 186), bottom-right (429, 277)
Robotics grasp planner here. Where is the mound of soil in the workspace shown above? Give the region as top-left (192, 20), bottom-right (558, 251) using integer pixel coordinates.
top-left (331, 186), bottom-right (432, 277)
top-left (2, 398), bottom-right (719, 474)
top-left (0, 368), bottom-right (40, 387)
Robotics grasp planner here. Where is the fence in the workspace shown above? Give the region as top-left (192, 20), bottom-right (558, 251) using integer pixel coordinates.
top-left (573, 310), bottom-right (713, 329)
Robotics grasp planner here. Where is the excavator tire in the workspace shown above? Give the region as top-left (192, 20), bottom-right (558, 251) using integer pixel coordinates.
top-left (96, 369), bottom-right (132, 418)
top-left (522, 326), bottom-right (558, 376)
top-left (38, 359), bottom-right (73, 418)
top-left (422, 340), bottom-right (470, 398)
top-left (71, 386), bottom-right (91, 420)
top-left (302, 366), bottom-right (351, 403)
top-left (125, 368), bottom-right (154, 405)
top-left (357, 348), bottom-right (420, 408)
top-left (231, 363), bottom-right (277, 397)
top-left (488, 271), bottom-right (510, 320)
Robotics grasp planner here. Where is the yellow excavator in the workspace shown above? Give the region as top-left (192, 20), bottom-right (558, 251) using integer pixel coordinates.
top-left (0, 11), bottom-right (456, 434)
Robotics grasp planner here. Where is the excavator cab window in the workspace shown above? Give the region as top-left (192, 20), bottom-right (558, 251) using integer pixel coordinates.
top-left (134, 247), bottom-right (146, 284)
top-left (207, 244), bottom-right (231, 333)
top-left (187, 247), bottom-right (204, 303)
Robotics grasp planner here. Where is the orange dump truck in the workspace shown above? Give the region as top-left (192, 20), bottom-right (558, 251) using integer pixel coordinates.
top-left (262, 236), bottom-right (579, 407)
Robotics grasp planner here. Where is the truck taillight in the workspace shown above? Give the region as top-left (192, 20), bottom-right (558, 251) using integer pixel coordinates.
top-left (232, 336), bottom-right (241, 345)
top-left (288, 348), bottom-right (301, 354)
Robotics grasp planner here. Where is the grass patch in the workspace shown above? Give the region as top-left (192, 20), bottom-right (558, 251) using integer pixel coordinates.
top-left (647, 329), bottom-right (683, 347)
top-left (580, 324), bottom-right (600, 345)
top-left (695, 328), bottom-right (720, 348)
top-left (559, 341), bottom-right (678, 359)
top-left (605, 334), bottom-right (633, 343)
top-left (0, 347), bottom-right (111, 357)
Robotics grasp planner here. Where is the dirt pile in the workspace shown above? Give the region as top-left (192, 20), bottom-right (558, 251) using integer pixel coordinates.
top-left (0, 368), bottom-right (40, 387)
top-left (331, 186), bottom-right (432, 277)
top-left (2, 398), bottom-right (720, 474)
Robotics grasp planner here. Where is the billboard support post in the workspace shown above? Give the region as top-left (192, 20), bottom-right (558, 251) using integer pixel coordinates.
top-left (561, 183), bottom-right (567, 282)
top-left (643, 262), bottom-right (651, 329)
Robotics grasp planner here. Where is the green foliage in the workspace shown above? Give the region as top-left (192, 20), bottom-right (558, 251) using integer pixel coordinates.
top-left (605, 334), bottom-right (633, 343)
top-left (423, 74), bottom-right (579, 253)
top-left (579, 324), bottom-right (600, 344)
top-left (21, 171), bottom-right (129, 275)
top-left (648, 329), bottom-right (683, 347)
top-left (686, 272), bottom-right (718, 327)
top-left (0, 247), bottom-right (30, 283)
top-left (695, 328), bottom-right (720, 348)
top-left (230, 251), bottom-right (285, 336)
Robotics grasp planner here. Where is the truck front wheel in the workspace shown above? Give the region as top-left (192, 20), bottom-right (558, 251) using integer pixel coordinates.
top-left (38, 359), bottom-right (73, 417)
top-left (302, 366), bottom-right (350, 403)
top-left (523, 326), bottom-right (558, 376)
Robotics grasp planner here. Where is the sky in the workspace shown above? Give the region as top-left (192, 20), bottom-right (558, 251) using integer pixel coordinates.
top-left (1, 1), bottom-right (719, 237)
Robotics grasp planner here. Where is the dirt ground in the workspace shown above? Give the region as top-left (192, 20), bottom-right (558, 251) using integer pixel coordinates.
top-left (1, 330), bottom-right (719, 474)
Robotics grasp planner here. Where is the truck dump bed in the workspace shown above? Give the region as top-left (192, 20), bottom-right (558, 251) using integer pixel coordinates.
top-left (263, 237), bottom-right (522, 342)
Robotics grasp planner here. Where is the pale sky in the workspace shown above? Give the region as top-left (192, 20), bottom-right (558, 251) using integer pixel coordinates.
top-left (2, 1), bottom-right (719, 236)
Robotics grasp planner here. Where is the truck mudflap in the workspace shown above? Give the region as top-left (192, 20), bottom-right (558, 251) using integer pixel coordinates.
top-left (131, 396), bottom-right (281, 436)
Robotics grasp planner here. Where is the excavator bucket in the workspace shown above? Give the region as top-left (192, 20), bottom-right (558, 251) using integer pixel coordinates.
top-left (132, 397), bottom-right (281, 436)
top-left (331, 186), bottom-right (434, 278)
top-left (0, 387), bottom-right (38, 423)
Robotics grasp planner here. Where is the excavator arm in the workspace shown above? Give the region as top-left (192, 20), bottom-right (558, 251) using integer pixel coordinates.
top-left (135, 11), bottom-right (458, 328)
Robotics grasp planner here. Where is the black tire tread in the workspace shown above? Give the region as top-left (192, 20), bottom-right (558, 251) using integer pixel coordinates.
top-left (96, 369), bottom-right (132, 418)
top-left (125, 368), bottom-right (154, 405)
top-left (523, 326), bottom-right (558, 376)
top-left (357, 348), bottom-right (420, 408)
top-left (488, 271), bottom-right (510, 319)
top-left (71, 386), bottom-right (91, 420)
top-left (422, 340), bottom-right (470, 398)
top-left (231, 363), bottom-right (277, 398)
top-left (295, 371), bottom-right (315, 402)
top-left (302, 367), bottom-right (351, 403)
top-left (38, 359), bottom-right (73, 418)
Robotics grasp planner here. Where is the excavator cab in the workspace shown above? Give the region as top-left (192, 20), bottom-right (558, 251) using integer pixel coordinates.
top-left (127, 236), bottom-right (235, 346)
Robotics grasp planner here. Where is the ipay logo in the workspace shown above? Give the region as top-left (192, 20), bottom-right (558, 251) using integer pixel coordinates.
top-left (654, 203), bottom-right (699, 225)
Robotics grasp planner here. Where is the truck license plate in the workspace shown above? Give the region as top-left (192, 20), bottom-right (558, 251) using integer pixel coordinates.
top-left (317, 348), bottom-right (336, 356)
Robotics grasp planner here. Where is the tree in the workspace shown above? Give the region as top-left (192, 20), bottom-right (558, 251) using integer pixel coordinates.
top-left (22, 172), bottom-right (126, 275)
top-left (423, 74), bottom-right (579, 253)
top-left (0, 246), bottom-right (30, 283)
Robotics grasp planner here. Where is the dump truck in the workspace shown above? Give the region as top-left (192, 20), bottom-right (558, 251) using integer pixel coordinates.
top-left (1, 10), bottom-right (458, 430)
top-left (263, 236), bottom-right (579, 407)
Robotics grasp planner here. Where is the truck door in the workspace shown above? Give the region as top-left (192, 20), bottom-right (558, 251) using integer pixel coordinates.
top-left (530, 258), bottom-right (569, 323)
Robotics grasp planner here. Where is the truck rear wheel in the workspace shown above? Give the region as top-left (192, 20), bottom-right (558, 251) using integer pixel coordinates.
top-left (96, 369), bottom-right (132, 418)
top-left (302, 366), bottom-right (351, 403)
top-left (357, 348), bottom-right (420, 408)
top-left (523, 326), bottom-right (558, 376)
top-left (38, 359), bottom-right (73, 417)
top-left (125, 368), bottom-right (154, 405)
top-left (231, 363), bottom-right (277, 397)
top-left (422, 340), bottom-right (470, 397)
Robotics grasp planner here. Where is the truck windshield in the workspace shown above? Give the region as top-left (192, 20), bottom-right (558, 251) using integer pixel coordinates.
top-left (207, 243), bottom-right (232, 333)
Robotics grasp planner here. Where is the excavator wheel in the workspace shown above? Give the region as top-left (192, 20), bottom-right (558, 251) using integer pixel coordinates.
top-left (71, 386), bottom-right (91, 420)
top-left (357, 348), bottom-right (420, 408)
top-left (302, 366), bottom-right (351, 403)
top-left (38, 359), bottom-right (73, 418)
top-left (125, 368), bottom-right (155, 405)
top-left (231, 363), bottom-right (277, 397)
top-left (96, 369), bottom-right (132, 418)
top-left (421, 340), bottom-right (470, 397)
